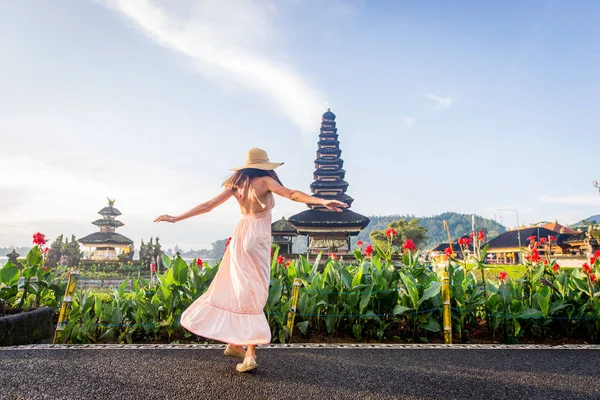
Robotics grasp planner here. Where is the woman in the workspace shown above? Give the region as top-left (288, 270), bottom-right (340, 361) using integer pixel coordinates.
top-left (155, 148), bottom-right (347, 373)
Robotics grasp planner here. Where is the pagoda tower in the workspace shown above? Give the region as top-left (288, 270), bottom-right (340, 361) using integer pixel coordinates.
top-left (288, 109), bottom-right (369, 254)
top-left (78, 198), bottom-right (133, 260)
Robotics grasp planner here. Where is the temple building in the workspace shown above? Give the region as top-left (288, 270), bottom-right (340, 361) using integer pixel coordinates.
top-left (288, 109), bottom-right (370, 254)
top-left (78, 198), bottom-right (133, 260)
top-left (271, 217), bottom-right (298, 254)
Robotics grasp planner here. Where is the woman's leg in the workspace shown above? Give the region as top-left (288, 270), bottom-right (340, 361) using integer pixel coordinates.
top-left (245, 345), bottom-right (256, 359)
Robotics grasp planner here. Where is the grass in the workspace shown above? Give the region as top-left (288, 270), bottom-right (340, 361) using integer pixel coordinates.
top-left (461, 264), bottom-right (527, 281)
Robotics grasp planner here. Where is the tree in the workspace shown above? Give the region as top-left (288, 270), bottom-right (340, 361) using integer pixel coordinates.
top-left (47, 235), bottom-right (63, 268)
top-left (153, 237), bottom-right (163, 272)
top-left (370, 219), bottom-right (428, 252)
top-left (210, 238), bottom-right (229, 259)
top-left (139, 238), bottom-right (154, 268)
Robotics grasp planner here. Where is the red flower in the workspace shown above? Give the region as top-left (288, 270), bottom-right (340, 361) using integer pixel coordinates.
top-left (196, 258), bottom-right (203, 268)
top-left (328, 253), bottom-right (338, 260)
top-left (591, 256), bottom-right (597, 265)
top-left (552, 263), bottom-right (560, 272)
top-left (469, 231), bottom-right (475, 239)
top-left (549, 236), bottom-right (557, 242)
top-left (527, 235), bottom-right (537, 243)
top-left (445, 247), bottom-right (453, 257)
top-left (543, 259), bottom-right (549, 265)
top-left (595, 250), bottom-right (600, 258)
top-left (478, 230), bottom-right (486, 242)
top-left (285, 261), bottom-right (291, 268)
top-left (356, 240), bottom-right (363, 248)
top-left (526, 248), bottom-right (540, 263)
top-left (498, 271), bottom-right (508, 281)
top-left (43, 248), bottom-right (49, 254)
top-left (385, 228), bottom-right (397, 238)
top-left (590, 273), bottom-right (598, 284)
top-left (458, 237), bottom-right (472, 246)
top-left (403, 239), bottom-right (417, 251)
top-left (582, 263), bottom-right (592, 274)
top-left (150, 263), bottom-right (157, 273)
top-left (277, 255), bottom-right (285, 265)
top-left (364, 244), bottom-right (373, 257)
top-left (42, 266), bottom-right (50, 272)
top-left (33, 232), bottom-right (47, 246)
top-left (539, 237), bottom-right (547, 245)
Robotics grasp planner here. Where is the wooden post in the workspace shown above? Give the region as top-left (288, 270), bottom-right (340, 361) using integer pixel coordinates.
top-left (286, 278), bottom-right (303, 340)
top-left (53, 269), bottom-right (80, 344)
top-left (441, 265), bottom-right (452, 344)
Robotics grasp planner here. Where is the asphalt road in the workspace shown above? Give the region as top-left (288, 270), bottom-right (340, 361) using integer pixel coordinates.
top-left (0, 344), bottom-right (599, 400)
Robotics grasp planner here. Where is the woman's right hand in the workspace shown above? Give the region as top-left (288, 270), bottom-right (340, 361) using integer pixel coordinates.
top-left (322, 200), bottom-right (348, 212)
top-left (154, 214), bottom-right (176, 223)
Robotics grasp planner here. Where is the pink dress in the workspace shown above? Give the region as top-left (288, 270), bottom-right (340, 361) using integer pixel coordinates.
top-left (180, 189), bottom-right (273, 345)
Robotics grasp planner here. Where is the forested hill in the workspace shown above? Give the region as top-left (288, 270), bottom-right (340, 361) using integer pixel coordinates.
top-left (354, 212), bottom-right (507, 249)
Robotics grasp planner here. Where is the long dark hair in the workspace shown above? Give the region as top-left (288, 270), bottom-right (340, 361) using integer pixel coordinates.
top-left (223, 168), bottom-right (283, 190)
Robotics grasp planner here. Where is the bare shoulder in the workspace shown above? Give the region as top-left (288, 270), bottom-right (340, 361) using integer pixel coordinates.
top-left (253, 176), bottom-right (274, 187)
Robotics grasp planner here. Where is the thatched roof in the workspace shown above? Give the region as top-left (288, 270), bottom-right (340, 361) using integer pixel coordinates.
top-left (92, 219), bottom-right (124, 227)
top-left (288, 209), bottom-right (370, 231)
top-left (271, 218), bottom-right (298, 235)
top-left (78, 232), bottom-right (133, 245)
top-left (98, 206), bottom-right (122, 216)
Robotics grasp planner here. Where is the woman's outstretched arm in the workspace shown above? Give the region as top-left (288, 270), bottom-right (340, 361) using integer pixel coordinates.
top-left (154, 188), bottom-right (233, 223)
top-left (263, 177), bottom-right (348, 212)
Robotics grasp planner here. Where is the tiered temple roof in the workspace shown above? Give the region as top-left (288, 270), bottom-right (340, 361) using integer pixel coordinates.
top-left (79, 199), bottom-right (133, 247)
top-left (288, 109), bottom-right (369, 253)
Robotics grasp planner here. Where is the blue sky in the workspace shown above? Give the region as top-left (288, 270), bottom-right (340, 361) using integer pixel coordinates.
top-left (1, 0), bottom-right (599, 249)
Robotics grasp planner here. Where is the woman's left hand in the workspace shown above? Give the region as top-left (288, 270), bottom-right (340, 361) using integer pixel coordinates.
top-left (154, 214), bottom-right (177, 223)
top-left (323, 200), bottom-right (348, 212)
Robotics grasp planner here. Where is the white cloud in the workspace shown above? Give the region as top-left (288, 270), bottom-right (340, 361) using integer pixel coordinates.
top-left (422, 93), bottom-right (455, 110)
top-left (538, 193), bottom-right (600, 206)
top-left (100, 0), bottom-right (326, 133)
top-left (400, 115), bottom-right (416, 128)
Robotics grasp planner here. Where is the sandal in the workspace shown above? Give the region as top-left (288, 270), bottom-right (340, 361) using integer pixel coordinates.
top-left (236, 358), bottom-right (258, 373)
top-left (224, 345), bottom-right (246, 360)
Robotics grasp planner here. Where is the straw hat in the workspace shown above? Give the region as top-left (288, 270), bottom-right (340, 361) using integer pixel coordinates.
top-left (231, 148), bottom-right (284, 171)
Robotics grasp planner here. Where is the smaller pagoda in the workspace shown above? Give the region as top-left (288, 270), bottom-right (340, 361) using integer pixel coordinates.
top-left (78, 198), bottom-right (133, 260)
top-left (271, 217), bottom-right (298, 254)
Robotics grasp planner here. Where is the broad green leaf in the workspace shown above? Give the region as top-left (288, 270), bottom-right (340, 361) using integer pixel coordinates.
top-left (399, 272), bottom-right (419, 309)
top-left (548, 301), bottom-right (570, 315)
top-left (267, 279), bottom-right (282, 309)
top-left (172, 256), bottom-right (188, 285)
top-left (361, 311), bottom-right (381, 323)
top-left (297, 321), bottom-right (309, 336)
top-left (518, 308), bottom-right (543, 319)
top-left (161, 253), bottom-right (171, 269)
top-left (359, 284), bottom-right (373, 313)
top-left (536, 286), bottom-right (550, 317)
top-left (420, 318), bottom-right (441, 332)
top-left (418, 281), bottom-right (442, 306)
top-left (25, 246), bottom-right (42, 267)
top-left (0, 262), bottom-right (20, 286)
top-left (340, 268), bottom-right (353, 290)
top-left (393, 305), bottom-right (412, 316)
top-left (513, 318), bottom-right (521, 336)
top-left (352, 266), bottom-right (363, 288)
top-left (352, 323), bottom-right (362, 340)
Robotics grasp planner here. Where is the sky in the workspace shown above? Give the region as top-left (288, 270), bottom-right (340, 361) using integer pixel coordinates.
top-left (1, 0), bottom-right (599, 250)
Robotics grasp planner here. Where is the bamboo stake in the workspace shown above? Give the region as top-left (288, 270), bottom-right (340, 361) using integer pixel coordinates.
top-left (441, 267), bottom-right (452, 344)
top-left (53, 269), bottom-right (79, 344)
top-left (286, 278), bottom-right (303, 340)
top-left (442, 220), bottom-right (453, 344)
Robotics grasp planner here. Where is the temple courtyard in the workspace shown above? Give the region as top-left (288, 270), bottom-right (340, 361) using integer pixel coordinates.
top-left (1, 344), bottom-right (599, 400)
